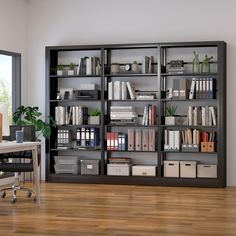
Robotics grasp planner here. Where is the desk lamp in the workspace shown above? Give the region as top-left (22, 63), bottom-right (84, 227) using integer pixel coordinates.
top-left (0, 103), bottom-right (10, 142)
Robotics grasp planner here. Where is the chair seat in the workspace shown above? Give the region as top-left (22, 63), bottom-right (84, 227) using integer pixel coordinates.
top-left (0, 163), bottom-right (33, 172)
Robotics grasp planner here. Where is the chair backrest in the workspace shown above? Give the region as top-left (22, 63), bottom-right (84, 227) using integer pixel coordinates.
top-left (10, 125), bottom-right (36, 142)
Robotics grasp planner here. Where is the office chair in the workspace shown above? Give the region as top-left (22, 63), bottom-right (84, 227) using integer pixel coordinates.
top-left (0, 125), bottom-right (38, 203)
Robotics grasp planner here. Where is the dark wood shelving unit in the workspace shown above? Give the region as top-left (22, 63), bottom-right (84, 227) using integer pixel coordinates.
top-left (46, 41), bottom-right (226, 187)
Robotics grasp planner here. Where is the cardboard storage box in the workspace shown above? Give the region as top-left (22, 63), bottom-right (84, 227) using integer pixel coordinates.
top-left (180, 161), bottom-right (197, 178)
top-left (132, 165), bottom-right (156, 176)
top-left (81, 159), bottom-right (100, 175)
top-left (107, 164), bottom-right (131, 176)
top-left (164, 161), bottom-right (179, 177)
top-left (197, 164), bottom-right (217, 178)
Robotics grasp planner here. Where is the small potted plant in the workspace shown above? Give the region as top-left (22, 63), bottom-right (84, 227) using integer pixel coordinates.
top-left (88, 109), bottom-right (101, 125)
top-left (165, 105), bottom-right (177, 125)
top-left (68, 62), bottom-right (76, 76)
top-left (131, 61), bottom-right (139, 73)
top-left (56, 65), bottom-right (64, 76)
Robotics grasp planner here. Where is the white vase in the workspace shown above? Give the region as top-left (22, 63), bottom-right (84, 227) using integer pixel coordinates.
top-left (57, 70), bottom-right (63, 76)
top-left (68, 70), bottom-right (74, 76)
top-left (88, 116), bottom-right (100, 125)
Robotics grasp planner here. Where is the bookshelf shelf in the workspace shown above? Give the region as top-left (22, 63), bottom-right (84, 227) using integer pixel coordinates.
top-left (46, 41), bottom-right (226, 187)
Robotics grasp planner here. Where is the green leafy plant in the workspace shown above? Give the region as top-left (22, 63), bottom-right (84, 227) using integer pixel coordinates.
top-left (56, 64), bottom-right (64, 71)
top-left (90, 109), bottom-right (101, 116)
top-left (13, 106), bottom-right (57, 139)
top-left (166, 105), bottom-right (177, 116)
top-left (133, 61), bottom-right (138, 64)
top-left (203, 54), bottom-right (213, 63)
top-left (69, 62), bottom-right (76, 70)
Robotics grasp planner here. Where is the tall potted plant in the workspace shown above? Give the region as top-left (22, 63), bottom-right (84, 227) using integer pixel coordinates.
top-left (13, 106), bottom-right (57, 139)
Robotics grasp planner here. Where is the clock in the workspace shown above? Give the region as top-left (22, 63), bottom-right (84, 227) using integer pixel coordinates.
top-left (124, 64), bottom-right (131, 71)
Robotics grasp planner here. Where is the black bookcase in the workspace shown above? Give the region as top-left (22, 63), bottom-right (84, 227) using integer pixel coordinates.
top-left (45, 41), bottom-right (226, 187)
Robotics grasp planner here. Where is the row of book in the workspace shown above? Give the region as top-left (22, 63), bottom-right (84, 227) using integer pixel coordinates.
top-left (188, 106), bottom-right (216, 126)
top-left (142, 105), bottom-right (157, 125)
top-left (107, 129), bottom-right (156, 151)
top-left (172, 78), bottom-right (216, 100)
top-left (77, 57), bottom-right (100, 75)
top-left (55, 106), bottom-right (88, 125)
top-left (76, 127), bottom-right (100, 148)
top-left (142, 56), bottom-right (155, 74)
top-left (108, 157), bottom-right (132, 164)
top-left (189, 78), bottom-right (216, 99)
top-left (108, 81), bottom-right (136, 100)
top-left (164, 129), bottom-right (216, 151)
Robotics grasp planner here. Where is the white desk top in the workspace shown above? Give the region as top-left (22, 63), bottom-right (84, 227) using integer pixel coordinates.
top-left (0, 141), bottom-right (41, 154)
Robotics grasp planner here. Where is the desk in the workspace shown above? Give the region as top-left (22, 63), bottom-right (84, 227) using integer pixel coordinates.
top-left (0, 141), bottom-right (41, 206)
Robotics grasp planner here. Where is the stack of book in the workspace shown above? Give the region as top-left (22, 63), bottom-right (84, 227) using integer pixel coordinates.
top-left (77, 57), bottom-right (100, 75)
top-left (142, 56), bottom-right (155, 74)
top-left (57, 129), bottom-right (71, 149)
top-left (166, 60), bottom-right (184, 74)
top-left (108, 157), bottom-right (132, 164)
top-left (164, 130), bottom-right (180, 151)
top-left (106, 132), bottom-right (127, 151)
top-left (110, 106), bottom-right (138, 124)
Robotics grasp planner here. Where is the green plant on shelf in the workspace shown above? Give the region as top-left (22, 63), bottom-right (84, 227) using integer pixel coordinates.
top-left (166, 105), bottom-right (177, 116)
top-left (90, 109), bottom-right (101, 116)
top-left (69, 62), bottom-right (76, 70)
top-left (56, 64), bottom-right (64, 71)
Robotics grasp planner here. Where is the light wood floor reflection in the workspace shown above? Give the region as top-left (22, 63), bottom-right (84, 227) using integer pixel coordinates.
top-left (0, 182), bottom-right (236, 235)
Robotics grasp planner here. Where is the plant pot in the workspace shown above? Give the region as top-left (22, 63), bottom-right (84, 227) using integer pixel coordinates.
top-left (88, 116), bottom-right (100, 125)
top-left (57, 70), bottom-right (63, 76)
top-left (165, 116), bottom-right (188, 126)
top-left (68, 70), bottom-right (74, 76)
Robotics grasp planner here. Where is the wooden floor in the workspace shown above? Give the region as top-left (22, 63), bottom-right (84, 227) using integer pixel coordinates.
top-left (0, 183), bottom-right (236, 236)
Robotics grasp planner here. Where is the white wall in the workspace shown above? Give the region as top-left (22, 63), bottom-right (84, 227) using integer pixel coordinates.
top-left (0, 0), bottom-right (28, 104)
top-left (26, 0), bottom-right (236, 185)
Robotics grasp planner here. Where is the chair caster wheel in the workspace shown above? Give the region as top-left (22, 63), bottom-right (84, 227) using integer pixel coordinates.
top-left (11, 198), bottom-right (17, 203)
top-left (1, 191), bottom-right (6, 198)
top-left (27, 192), bottom-right (32, 198)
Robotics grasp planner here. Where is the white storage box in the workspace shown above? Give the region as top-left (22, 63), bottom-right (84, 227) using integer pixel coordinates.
top-left (164, 161), bottom-right (179, 177)
top-left (54, 156), bottom-right (80, 165)
top-left (180, 161), bottom-right (197, 178)
top-left (54, 164), bottom-right (80, 174)
top-left (107, 164), bottom-right (131, 176)
top-left (197, 164), bottom-right (217, 178)
top-left (132, 165), bottom-right (156, 176)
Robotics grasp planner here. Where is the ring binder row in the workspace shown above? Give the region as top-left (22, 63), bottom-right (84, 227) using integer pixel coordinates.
top-left (170, 78), bottom-right (216, 100)
top-left (164, 129), bottom-right (216, 152)
top-left (106, 129), bottom-right (156, 152)
top-left (56, 128), bottom-right (100, 149)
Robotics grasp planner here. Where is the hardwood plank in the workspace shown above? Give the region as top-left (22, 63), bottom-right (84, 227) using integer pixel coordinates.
top-left (0, 183), bottom-right (236, 235)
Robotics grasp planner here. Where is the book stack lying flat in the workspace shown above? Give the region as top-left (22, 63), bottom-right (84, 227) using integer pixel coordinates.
top-left (108, 157), bottom-right (132, 164)
top-left (110, 106), bottom-right (138, 124)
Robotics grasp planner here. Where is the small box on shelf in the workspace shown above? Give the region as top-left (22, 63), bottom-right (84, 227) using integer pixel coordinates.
top-left (197, 164), bottom-right (217, 178)
top-left (180, 161), bottom-right (197, 178)
top-left (81, 160), bottom-right (100, 175)
top-left (164, 161), bottom-right (179, 177)
top-left (182, 144), bottom-right (199, 152)
top-left (201, 142), bottom-right (215, 152)
top-left (107, 164), bottom-right (131, 176)
top-left (132, 165), bottom-right (156, 176)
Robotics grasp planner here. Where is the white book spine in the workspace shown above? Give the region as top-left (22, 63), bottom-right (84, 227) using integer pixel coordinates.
top-left (189, 78), bottom-right (196, 99)
top-left (202, 107), bottom-right (206, 126)
top-left (121, 81), bottom-right (127, 100)
top-left (209, 106), bottom-right (217, 126)
top-left (126, 82), bottom-right (135, 100)
top-left (114, 81), bottom-right (121, 100)
top-left (188, 106), bottom-right (193, 126)
top-left (108, 82), bottom-right (113, 100)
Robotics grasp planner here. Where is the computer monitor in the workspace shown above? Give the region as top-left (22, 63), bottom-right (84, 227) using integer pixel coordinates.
top-left (10, 125), bottom-right (35, 142)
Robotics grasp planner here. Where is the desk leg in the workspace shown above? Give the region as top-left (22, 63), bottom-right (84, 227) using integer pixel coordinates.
top-left (32, 147), bottom-right (40, 207)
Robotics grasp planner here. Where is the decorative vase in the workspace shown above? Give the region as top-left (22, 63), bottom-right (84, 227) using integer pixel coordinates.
top-left (111, 64), bottom-right (120, 74)
top-left (131, 62), bottom-right (139, 73)
top-left (57, 70), bottom-right (63, 76)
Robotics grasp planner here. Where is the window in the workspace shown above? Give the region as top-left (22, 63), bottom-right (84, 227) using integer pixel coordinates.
top-left (0, 50), bottom-right (21, 177)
